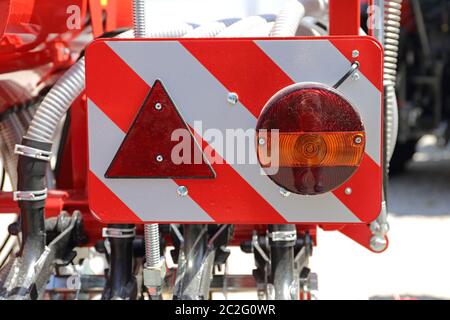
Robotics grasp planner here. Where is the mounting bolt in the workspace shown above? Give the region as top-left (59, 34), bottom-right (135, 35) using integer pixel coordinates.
top-left (344, 187), bottom-right (352, 195)
top-left (354, 135), bottom-right (363, 144)
top-left (370, 220), bottom-right (382, 234)
top-left (280, 187), bottom-right (291, 197)
top-left (156, 155), bottom-right (163, 162)
top-left (370, 235), bottom-right (387, 252)
top-left (227, 92), bottom-right (239, 105)
top-left (177, 186), bottom-right (188, 197)
top-left (154, 102), bottom-right (163, 111)
top-left (352, 73), bottom-right (360, 81)
top-left (352, 50), bottom-right (359, 58)
top-left (7, 222), bottom-right (20, 236)
top-left (258, 138), bottom-right (266, 145)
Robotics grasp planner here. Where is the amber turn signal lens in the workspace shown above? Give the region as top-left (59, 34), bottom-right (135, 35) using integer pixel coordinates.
top-left (256, 83), bottom-right (365, 195)
top-left (258, 131), bottom-right (365, 168)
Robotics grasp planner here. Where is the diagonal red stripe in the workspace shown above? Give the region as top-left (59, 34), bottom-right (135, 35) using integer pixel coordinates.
top-left (86, 39), bottom-right (287, 223)
top-left (329, 37), bottom-right (383, 92)
top-left (88, 171), bottom-right (142, 223)
top-left (175, 130), bottom-right (287, 224)
top-left (85, 41), bottom-right (150, 133)
top-left (333, 154), bottom-right (382, 222)
top-left (182, 38), bottom-right (382, 223)
top-left (180, 39), bottom-right (294, 118)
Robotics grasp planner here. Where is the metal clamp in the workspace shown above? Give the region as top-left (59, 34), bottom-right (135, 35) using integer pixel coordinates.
top-left (14, 144), bottom-right (52, 161)
top-left (102, 227), bottom-right (136, 238)
top-left (252, 234), bottom-right (270, 263)
top-left (13, 188), bottom-right (48, 201)
top-left (268, 230), bottom-right (297, 242)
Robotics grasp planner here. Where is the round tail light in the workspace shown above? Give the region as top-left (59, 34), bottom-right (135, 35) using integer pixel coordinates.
top-left (256, 83), bottom-right (365, 195)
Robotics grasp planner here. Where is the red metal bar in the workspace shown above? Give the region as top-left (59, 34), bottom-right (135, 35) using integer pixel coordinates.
top-left (0, 191), bottom-right (67, 216)
top-left (329, 0), bottom-right (361, 36)
top-left (57, 94), bottom-right (88, 190)
top-left (89, 0), bottom-right (104, 37)
top-left (105, 0), bottom-right (133, 32)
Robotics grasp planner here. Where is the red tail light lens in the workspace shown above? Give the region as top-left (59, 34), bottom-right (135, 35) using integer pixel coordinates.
top-left (256, 83), bottom-right (365, 195)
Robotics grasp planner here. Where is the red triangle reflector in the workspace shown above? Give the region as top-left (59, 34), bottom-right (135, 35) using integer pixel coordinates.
top-left (105, 80), bottom-right (215, 179)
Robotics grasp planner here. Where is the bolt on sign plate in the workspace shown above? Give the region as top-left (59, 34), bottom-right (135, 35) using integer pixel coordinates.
top-left (85, 37), bottom-right (383, 224)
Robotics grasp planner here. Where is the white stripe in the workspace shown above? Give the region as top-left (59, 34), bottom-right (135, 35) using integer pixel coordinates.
top-left (106, 40), bottom-right (360, 223)
top-left (88, 99), bottom-right (213, 222)
top-left (255, 39), bottom-right (382, 166)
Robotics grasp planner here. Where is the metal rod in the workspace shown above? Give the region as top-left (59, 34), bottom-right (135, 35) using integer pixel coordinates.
top-left (333, 62), bottom-right (360, 89)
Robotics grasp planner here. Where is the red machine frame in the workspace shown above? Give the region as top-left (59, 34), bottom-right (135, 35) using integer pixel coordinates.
top-left (0, 0), bottom-right (386, 252)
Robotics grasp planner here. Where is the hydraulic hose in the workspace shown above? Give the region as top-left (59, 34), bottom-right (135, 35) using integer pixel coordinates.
top-left (10, 5), bottom-right (191, 300)
top-left (384, 0), bottom-right (403, 162)
top-left (270, 0), bottom-right (305, 37)
top-left (102, 224), bottom-right (137, 300)
top-left (25, 59), bottom-right (85, 143)
top-left (132, 0), bottom-right (163, 277)
top-left (11, 0), bottom-right (326, 300)
top-left (144, 224), bottom-right (160, 268)
top-left (133, 0), bottom-right (147, 38)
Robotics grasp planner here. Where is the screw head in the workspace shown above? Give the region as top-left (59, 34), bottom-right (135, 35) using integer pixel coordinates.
top-left (156, 155), bottom-right (163, 162)
top-left (154, 102), bottom-right (162, 110)
top-left (258, 138), bottom-right (266, 145)
top-left (370, 235), bottom-right (387, 252)
top-left (8, 222), bottom-right (20, 236)
top-left (280, 187), bottom-right (291, 197)
top-left (227, 92), bottom-right (239, 105)
top-left (352, 50), bottom-right (359, 58)
top-left (177, 185), bottom-right (188, 197)
top-left (352, 72), bottom-right (360, 81)
top-left (344, 187), bottom-right (352, 195)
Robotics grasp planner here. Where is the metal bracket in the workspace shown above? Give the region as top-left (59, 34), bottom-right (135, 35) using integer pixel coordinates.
top-left (14, 144), bottom-right (52, 161)
top-left (13, 188), bottom-right (48, 201)
top-left (102, 227), bottom-right (136, 238)
top-left (268, 230), bottom-right (297, 242)
top-left (252, 234), bottom-right (270, 263)
top-left (333, 62), bottom-right (360, 89)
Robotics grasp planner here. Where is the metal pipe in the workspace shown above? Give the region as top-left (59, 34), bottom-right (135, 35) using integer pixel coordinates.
top-left (144, 224), bottom-right (160, 268)
top-left (132, 0), bottom-right (163, 275)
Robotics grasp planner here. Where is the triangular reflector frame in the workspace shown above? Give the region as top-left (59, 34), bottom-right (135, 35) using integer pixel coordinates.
top-left (105, 80), bottom-right (216, 179)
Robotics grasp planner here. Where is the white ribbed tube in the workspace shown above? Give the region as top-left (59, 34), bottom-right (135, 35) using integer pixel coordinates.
top-left (270, 0), bottom-right (305, 37)
top-left (133, 0), bottom-right (147, 38)
top-left (300, 0), bottom-right (328, 18)
top-left (25, 58), bottom-right (85, 143)
top-left (184, 21), bottom-right (227, 38)
top-left (384, 0), bottom-right (403, 162)
top-left (218, 16), bottom-right (268, 37)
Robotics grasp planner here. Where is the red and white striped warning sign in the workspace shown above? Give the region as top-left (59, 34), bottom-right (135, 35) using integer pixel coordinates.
top-left (85, 37), bottom-right (383, 224)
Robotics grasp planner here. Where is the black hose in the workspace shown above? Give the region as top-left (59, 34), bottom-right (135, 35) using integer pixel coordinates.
top-left (269, 224), bottom-right (296, 300)
top-left (0, 138), bottom-right (52, 298)
top-left (102, 224), bottom-right (137, 300)
top-left (16, 138), bottom-right (52, 256)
